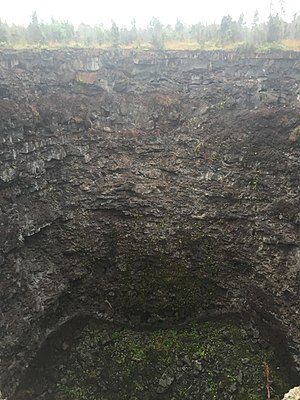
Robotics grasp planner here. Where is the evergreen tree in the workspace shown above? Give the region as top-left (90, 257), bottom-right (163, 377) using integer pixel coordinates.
top-left (267, 14), bottom-right (282, 42)
top-left (129, 18), bottom-right (138, 43)
top-left (149, 17), bottom-right (164, 49)
top-left (27, 11), bottom-right (44, 44)
top-left (110, 21), bottom-right (120, 46)
top-left (0, 20), bottom-right (8, 43)
top-left (174, 20), bottom-right (185, 40)
top-left (220, 15), bottom-right (234, 44)
top-left (1, 8), bottom-right (300, 49)
top-left (9, 24), bottom-right (27, 45)
top-left (191, 23), bottom-right (205, 45)
top-left (252, 10), bottom-right (259, 28)
top-left (76, 23), bottom-right (95, 45)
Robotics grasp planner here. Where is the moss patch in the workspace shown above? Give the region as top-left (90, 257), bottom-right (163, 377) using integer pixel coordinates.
top-left (16, 318), bottom-right (291, 400)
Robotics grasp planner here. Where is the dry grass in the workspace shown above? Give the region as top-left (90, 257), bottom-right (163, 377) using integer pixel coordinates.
top-left (289, 125), bottom-right (300, 142)
top-left (163, 40), bottom-right (240, 50)
top-left (164, 40), bottom-right (201, 50)
top-left (281, 39), bottom-right (300, 51)
top-left (264, 362), bottom-right (271, 400)
top-left (2, 39), bottom-right (300, 51)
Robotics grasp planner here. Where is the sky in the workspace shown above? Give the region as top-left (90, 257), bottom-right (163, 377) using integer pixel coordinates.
top-left (1, 0), bottom-right (299, 28)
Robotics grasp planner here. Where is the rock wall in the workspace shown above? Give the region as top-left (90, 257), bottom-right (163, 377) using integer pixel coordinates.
top-left (0, 49), bottom-right (300, 397)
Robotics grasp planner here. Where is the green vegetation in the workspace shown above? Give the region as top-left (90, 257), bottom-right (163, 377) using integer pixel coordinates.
top-left (13, 217), bottom-right (293, 400)
top-left (194, 140), bottom-right (204, 155)
top-left (0, 9), bottom-right (300, 50)
top-left (215, 100), bottom-right (226, 110)
top-left (51, 319), bottom-right (290, 400)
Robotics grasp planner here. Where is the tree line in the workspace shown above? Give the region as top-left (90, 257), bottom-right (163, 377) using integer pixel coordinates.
top-left (0, 10), bottom-right (299, 49)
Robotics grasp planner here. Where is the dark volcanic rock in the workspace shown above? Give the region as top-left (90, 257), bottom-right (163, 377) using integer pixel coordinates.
top-left (0, 49), bottom-right (299, 398)
top-left (14, 318), bottom-right (290, 400)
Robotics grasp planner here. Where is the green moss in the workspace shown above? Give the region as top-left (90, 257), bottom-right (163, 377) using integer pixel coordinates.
top-left (215, 100), bottom-right (226, 110)
top-left (194, 344), bottom-right (206, 358)
top-left (53, 319), bottom-right (290, 400)
top-left (194, 140), bottom-right (204, 155)
top-left (43, 219), bottom-right (289, 400)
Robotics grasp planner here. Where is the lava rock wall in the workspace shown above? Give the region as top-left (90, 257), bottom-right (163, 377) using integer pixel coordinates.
top-left (0, 49), bottom-right (299, 396)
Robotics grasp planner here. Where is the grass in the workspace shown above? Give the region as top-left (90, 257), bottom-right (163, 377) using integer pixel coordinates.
top-left (281, 39), bottom-right (300, 51)
top-left (164, 39), bottom-right (202, 50)
top-left (1, 39), bottom-right (300, 51)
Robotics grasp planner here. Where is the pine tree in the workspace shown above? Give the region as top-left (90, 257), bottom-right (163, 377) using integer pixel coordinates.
top-left (110, 21), bottom-right (120, 47)
top-left (27, 11), bottom-right (44, 44)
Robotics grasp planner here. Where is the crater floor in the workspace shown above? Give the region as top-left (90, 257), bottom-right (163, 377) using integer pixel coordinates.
top-left (15, 316), bottom-right (293, 400)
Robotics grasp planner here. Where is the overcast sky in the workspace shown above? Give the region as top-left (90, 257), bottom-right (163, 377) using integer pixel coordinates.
top-left (1, 0), bottom-right (299, 27)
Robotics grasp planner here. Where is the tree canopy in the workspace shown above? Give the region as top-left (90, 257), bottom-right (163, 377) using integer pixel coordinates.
top-left (0, 10), bottom-right (299, 50)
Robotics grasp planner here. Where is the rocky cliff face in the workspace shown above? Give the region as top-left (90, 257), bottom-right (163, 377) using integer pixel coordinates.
top-left (0, 49), bottom-right (299, 398)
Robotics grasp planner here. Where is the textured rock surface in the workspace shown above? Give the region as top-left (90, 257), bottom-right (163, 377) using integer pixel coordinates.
top-left (283, 387), bottom-right (300, 400)
top-left (0, 49), bottom-right (300, 397)
top-left (13, 317), bottom-right (292, 400)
